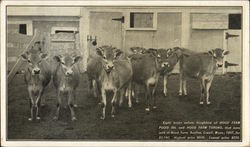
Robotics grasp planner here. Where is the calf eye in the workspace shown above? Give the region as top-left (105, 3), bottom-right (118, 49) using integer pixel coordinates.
top-left (61, 62), bottom-right (65, 65)
top-left (27, 60), bottom-right (31, 63)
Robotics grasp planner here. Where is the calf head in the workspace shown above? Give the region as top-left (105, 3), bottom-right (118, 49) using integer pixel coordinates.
top-left (208, 48), bottom-right (230, 68)
top-left (147, 48), bottom-right (171, 69)
top-left (21, 50), bottom-right (48, 75)
top-left (54, 55), bottom-right (82, 76)
top-left (96, 45), bottom-right (122, 73)
top-left (130, 47), bottom-right (146, 54)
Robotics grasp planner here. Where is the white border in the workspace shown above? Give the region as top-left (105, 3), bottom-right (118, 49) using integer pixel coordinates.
top-left (1, 1), bottom-right (249, 147)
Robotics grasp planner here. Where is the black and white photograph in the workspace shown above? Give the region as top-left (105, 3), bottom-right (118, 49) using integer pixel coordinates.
top-left (1, 1), bottom-right (249, 146)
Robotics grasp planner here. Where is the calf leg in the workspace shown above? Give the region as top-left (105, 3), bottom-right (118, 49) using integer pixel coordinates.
top-left (206, 78), bottom-right (213, 105)
top-left (119, 88), bottom-right (125, 107)
top-left (40, 89), bottom-right (46, 107)
top-left (68, 91), bottom-right (77, 121)
top-left (200, 79), bottom-right (206, 104)
top-left (145, 85), bottom-right (151, 111)
top-left (152, 82), bottom-right (158, 109)
top-left (183, 79), bottom-right (187, 96)
top-left (100, 89), bottom-right (107, 120)
top-left (179, 72), bottom-right (183, 96)
top-left (163, 75), bottom-right (168, 97)
top-left (92, 80), bottom-right (98, 98)
top-left (28, 90), bottom-right (34, 121)
top-left (127, 82), bottom-right (132, 108)
top-left (111, 90), bottom-right (118, 118)
top-left (54, 90), bottom-right (62, 120)
top-left (73, 89), bottom-right (77, 108)
top-left (35, 90), bottom-right (43, 120)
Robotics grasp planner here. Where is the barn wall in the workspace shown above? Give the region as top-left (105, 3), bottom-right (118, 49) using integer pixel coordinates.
top-left (125, 13), bottom-right (182, 50)
top-left (188, 29), bottom-right (224, 51)
top-left (7, 17), bottom-right (81, 72)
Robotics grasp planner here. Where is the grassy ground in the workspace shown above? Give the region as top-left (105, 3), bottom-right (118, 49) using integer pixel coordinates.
top-left (7, 73), bottom-right (241, 140)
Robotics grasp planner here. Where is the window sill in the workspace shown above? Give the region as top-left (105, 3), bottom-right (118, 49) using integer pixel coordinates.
top-left (126, 28), bottom-right (157, 31)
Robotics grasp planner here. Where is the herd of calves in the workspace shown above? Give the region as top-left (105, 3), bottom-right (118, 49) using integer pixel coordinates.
top-left (21, 44), bottom-right (229, 121)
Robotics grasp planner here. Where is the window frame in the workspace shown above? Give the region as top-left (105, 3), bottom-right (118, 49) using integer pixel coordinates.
top-left (126, 11), bottom-right (157, 31)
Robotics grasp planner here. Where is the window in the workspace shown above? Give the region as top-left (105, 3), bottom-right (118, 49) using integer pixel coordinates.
top-left (229, 14), bottom-right (241, 29)
top-left (51, 27), bottom-right (78, 34)
top-left (7, 21), bottom-right (33, 35)
top-left (55, 30), bottom-right (74, 34)
top-left (129, 12), bottom-right (154, 29)
top-left (19, 24), bottom-right (27, 34)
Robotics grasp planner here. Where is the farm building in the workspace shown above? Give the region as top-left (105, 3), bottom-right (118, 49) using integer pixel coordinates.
top-left (7, 6), bottom-right (242, 79)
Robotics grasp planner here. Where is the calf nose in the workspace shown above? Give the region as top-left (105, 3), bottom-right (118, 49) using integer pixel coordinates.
top-left (161, 62), bottom-right (169, 68)
top-left (33, 69), bottom-right (40, 74)
top-left (216, 63), bottom-right (223, 68)
top-left (66, 70), bottom-right (73, 76)
top-left (107, 65), bottom-right (114, 70)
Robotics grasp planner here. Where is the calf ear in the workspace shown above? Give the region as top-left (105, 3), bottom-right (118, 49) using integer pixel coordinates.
top-left (54, 55), bottom-right (61, 63)
top-left (208, 50), bottom-right (214, 56)
top-left (223, 50), bottom-right (230, 55)
top-left (96, 47), bottom-right (104, 57)
top-left (20, 51), bottom-right (29, 60)
top-left (40, 53), bottom-right (48, 59)
top-left (114, 49), bottom-right (123, 59)
top-left (148, 48), bottom-right (159, 57)
top-left (130, 47), bottom-right (136, 53)
top-left (74, 56), bottom-right (83, 63)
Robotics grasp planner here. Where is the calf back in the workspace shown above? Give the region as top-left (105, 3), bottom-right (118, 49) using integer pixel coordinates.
top-left (181, 53), bottom-right (216, 78)
top-left (130, 54), bottom-right (159, 85)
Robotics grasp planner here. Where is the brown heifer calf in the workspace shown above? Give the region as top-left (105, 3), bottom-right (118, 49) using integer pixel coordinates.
top-left (96, 45), bottom-right (133, 119)
top-left (53, 54), bottom-right (82, 121)
top-left (129, 51), bottom-right (169, 111)
top-left (21, 49), bottom-right (51, 121)
top-left (179, 48), bottom-right (229, 104)
top-left (86, 55), bottom-right (103, 99)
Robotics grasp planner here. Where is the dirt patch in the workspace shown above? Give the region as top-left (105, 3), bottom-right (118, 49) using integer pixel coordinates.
top-left (7, 73), bottom-right (241, 140)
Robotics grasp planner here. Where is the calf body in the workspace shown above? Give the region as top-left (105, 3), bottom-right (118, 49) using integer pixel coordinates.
top-left (21, 49), bottom-right (51, 121)
top-left (86, 56), bottom-right (102, 99)
top-left (179, 48), bottom-right (229, 104)
top-left (97, 46), bottom-right (133, 119)
top-left (130, 52), bottom-right (169, 111)
top-left (53, 54), bottom-right (82, 121)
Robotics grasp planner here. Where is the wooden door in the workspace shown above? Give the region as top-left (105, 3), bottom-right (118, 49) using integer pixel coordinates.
top-left (224, 30), bottom-right (241, 73)
top-left (89, 12), bottom-right (123, 56)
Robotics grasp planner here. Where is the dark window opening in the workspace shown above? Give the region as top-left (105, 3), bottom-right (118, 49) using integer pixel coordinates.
top-left (55, 30), bottom-right (74, 33)
top-left (229, 14), bottom-right (241, 29)
top-left (130, 12), bottom-right (153, 28)
top-left (19, 24), bottom-right (27, 34)
top-left (130, 13), bottom-right (134, 28)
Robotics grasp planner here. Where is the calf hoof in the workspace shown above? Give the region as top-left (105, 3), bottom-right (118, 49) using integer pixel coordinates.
top-left (145, 108), bottom-right (150, 112)
top-left (135, 99), bottom-right (139, 103)
top-left (100, 116), bottom-right (105, 120)
top-left (153, 106), bottom-right (157, 109)
top-left (73, 104), bottom-right (78, 108)
top-left (53, 116), bottom-right (58, 121)
top-left (178, 92), bottom-right (182, 96)
top-left (207, 101), bottom-right (211, 105)
top-left (41, 103), bottom-right (46, 107)
top-left (72, 117), bottom-right (77, 121)
top-left (36, 117), bottom-right (40, 120)
top-left (128, 103), bottom-right (132, 108)
top-left (28, 118), bottom-right (33, 121)
top-left (199, 101), bottom-right (204, 105)
top-left (111, 114), bottom-right (115, 118)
